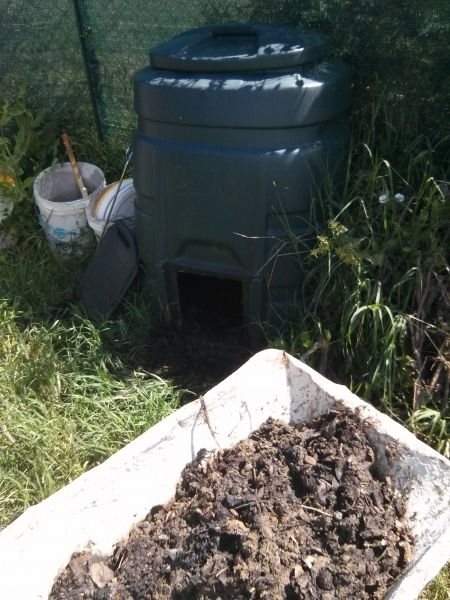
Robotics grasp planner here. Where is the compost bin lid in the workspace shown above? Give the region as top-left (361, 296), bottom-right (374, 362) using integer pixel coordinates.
top-left (150, 23), bottom-right (329, 72)
top-left (77, 220), bottom-right (138, 318)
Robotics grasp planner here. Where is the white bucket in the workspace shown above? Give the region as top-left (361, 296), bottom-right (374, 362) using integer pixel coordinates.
top-left (0, 175), bottom-right (16, 250)
top-left (1, 350), bottom-right (450, 599)
top-left (33, 162), bottom-right (105, 252)
top-left (0, 200), bottom-right (15, 250)
top-left (0, 171), bottom-right (14, 223)
top-left (0, 198), bottom-right (13, 221)
top-left (86, 178), bottom-right (136, 241)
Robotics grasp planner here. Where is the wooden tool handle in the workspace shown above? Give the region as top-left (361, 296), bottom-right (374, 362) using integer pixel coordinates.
top-left (62, 133), bottom-right (88, 198)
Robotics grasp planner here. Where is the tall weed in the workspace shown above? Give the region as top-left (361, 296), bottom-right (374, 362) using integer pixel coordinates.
top-left (268, 98), bottom-right (450, 455)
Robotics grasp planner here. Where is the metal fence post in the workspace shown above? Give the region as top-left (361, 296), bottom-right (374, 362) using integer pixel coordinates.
top-left (71, 0), bottom-right (104, 141)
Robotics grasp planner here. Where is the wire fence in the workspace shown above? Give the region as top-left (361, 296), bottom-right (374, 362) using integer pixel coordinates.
top-left (1, 0), bottom-right (449, 143)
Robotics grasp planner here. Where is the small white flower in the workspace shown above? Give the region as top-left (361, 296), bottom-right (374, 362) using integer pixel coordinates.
top-left (379, 194), bottom-right (389, 204)
top-left (394, 193), bottom-right (405, 202)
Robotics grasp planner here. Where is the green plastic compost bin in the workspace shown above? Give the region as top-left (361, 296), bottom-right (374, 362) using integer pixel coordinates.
top-left (133, 23), bottom-right (350, 336)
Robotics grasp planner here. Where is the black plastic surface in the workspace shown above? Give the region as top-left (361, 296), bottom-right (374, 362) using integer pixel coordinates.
top-left (134, 59), bottom-right (350, 129)
top-left (77, 221), bottom-right (138, 318)
top-left (150, 23), bottom-right (329, 72)
top-left (134, 23), bottom-right (351, 333)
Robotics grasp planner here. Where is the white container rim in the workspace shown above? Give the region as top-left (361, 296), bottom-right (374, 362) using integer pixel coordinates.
top-left (34, 162), bottom-right (105, 211)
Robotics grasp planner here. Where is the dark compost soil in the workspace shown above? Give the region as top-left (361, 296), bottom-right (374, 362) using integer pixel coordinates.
top-left (50, 409), bottom-right (414, 600)
top-left (139, 321), bottom-right (252, 399)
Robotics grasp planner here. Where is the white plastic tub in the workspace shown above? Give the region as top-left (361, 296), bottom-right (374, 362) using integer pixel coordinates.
top-left (0, 198), bottom-right (15, 250)
top-left (0, 197), bottom-right (13, 220)
top-left (0, 170), bottom-right (14, 225)
top-left (1, 349), bottom-right (449, 599)
top-left (34, 162), bottom-right (105, 252)
top-left (86, 178), bottom-right (136, 241)
top-left (0, 175), bottom-right (15, 249)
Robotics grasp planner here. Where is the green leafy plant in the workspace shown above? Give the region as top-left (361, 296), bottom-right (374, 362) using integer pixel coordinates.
top-left (0, 90), bottom-right (58, 231)
top-left (264, 94), bottom-right (450, 456)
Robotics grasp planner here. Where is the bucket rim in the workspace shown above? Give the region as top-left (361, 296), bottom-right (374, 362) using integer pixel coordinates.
top-left (34, 161), bottom-right (105, 208)
top-left (87, 179), bottom-right (135, 220)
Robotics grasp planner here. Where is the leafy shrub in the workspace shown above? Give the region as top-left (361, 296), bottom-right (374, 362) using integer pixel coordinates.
top-left (0, 90), bottom-right (58, 232)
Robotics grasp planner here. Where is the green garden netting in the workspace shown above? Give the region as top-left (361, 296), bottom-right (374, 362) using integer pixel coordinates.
top-left (1, 0), bottom-right (449, 143)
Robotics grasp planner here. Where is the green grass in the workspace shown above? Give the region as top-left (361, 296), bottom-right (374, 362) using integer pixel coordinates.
top-left (0, 235), bottom-right (182, 528)
top-left (421, 564), bottom-right (450, 600)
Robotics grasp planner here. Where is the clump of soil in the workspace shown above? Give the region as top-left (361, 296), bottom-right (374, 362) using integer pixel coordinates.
top-left (50, 409), bottom-right (414, 600)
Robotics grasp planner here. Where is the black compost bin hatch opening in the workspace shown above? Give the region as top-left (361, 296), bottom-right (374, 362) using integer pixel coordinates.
top-left (177, 272), bottom-right (244, 331)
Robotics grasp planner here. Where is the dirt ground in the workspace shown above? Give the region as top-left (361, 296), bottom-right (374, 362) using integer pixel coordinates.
top-left (50, 409), bottom-right (413, 600)
top-left (134, 320), bottom-right (253, 399)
